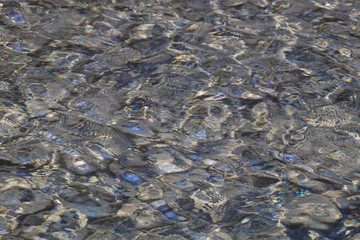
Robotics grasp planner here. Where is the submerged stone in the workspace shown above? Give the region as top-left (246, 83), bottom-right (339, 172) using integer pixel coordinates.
top-left (0, 0), bottom-right (359, 238)
top-left (283, 194), bottom-right (343, 231)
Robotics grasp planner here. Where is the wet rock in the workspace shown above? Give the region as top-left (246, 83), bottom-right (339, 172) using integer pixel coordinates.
top-left (250, 170), bottom-right (280, 188)
top-left (68, 90), bottom-right (124, 123)
top-left (110, 165), bottom-right (150, 185)
top-left (114, 119), bottom-right (156, 137)
top-left (86, 232), bottom-right (122, 240)
top-left (0, 218), bottom-right (18, 236)
top-left (283, 194), bottom-right (343, 231)
top-left (0, 139), bottom-right (49, 166)
top-left (0, 107), bottom-right (27, 137)
top-left (350, 234), bottom-right (360, 240)
top-left (250, 0), bottom-right (270, 8)
top-left (155, 159), bottom-right (188, 174)
top-left (51, 229), bottom-right (90, 240)
top-left (150, 200), bottom-right (187, 222)
top-left (0, 0), bottom-right (360, 238)
top-left (187, 169), bottom-right (225, 187)
top-left (323, 189), bottom-right (354, 209)
top-left (133, 208), bottom-right (168, 229)
top-left (62, 153), bottom-right (98, 175)
top-left (25, 100), bottom-right (52, 118)
top-left (0, 188), bottom-right (52, 214)
top-left (285, 168), bottom-right (328, 193)
top-left (222, 0), bottom-right (246, 7)
top-left (57, 186), bottom-right (118, 218)
top-left (19, 225), bottom-right (48, 239)
top-left (25, 100), bottom-right (64, 118)
top-left (22, 79), bottom-right (71, 104)
top-left (117, 202), bottom-right (151, 219)
top-left (137, 183), bottom-right (163, 200)
top-left (0, 172), bottom-right (33, 190)
top-left (63, 201), bottom-right (114, 218)
top-left (190, 186), bottom-right (229, 223)
top-left (240, 91), bottom-right (264, 100)
top-left (160, 174), bottom-right (196, 191)
top-left (251, 102), bottom-right (268, 124)
top-left (117, 202), bottom-right (168, 229)
top-left (19, 208), bottom-right (88, 239)
top-left (233, 214), bottom-right (282, 240)
top-left (339, 218), bottom-right (360, 240)
top-left (152, 151), bottom-right (192, 174)
top-left (46, 208), bottom-right (88, 231)
top-left (0, 236), bottom-right (24, 240)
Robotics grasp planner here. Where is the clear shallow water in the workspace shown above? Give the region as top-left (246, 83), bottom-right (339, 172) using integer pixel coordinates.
top-left (1, 0), bottom-right (360, 239)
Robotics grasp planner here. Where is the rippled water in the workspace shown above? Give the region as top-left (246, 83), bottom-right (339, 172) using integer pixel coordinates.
top-left (1, 0), bottom-right (360, 239)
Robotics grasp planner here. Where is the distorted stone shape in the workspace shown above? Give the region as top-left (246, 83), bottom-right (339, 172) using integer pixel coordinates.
top-left (46, 209), bottom-right (89, 240)
top-left (340, 218), bottom-right (360, 240)
top-left (234, 214), bottom-right (282, 240)
top-left (283, 194), bottom-right (343, 231)
top-left (191, 187), bottom-right (229, 223)
top-left (57, 185), bottom-right (118, 218)
top-left (0, 188), bottom-right (52, 214)
top-left (350, 233), bottom-right (360, 240)
top-left (323, 190), bottom-right (354, 209)
top-left (63, 201), bottom-right (114, 218)
top-left (180, 227), bottom-right (222, 239)
top-left (62, 153), bottom-right (98, 175)
top-left (150, 200), bottom-right (187, 222)
top-left (46, 208), bottom-right (88, 231)
top-left (0, 139), bottom-right (49, 166)
top-left (240, 91), bottom-right (264, 100)
top-left (86, 232), bottom-right (122, 240)
top-left (285, 169), bottom-right (328, 193)
top-left (25, 100), bottom-right (52, 118)
top-left (51, 229), bottom-right (90, 240)
top-left (19, 208), bottom-right (88, 239)
top-left (251, 102), bottom-right (268, 127)
top-left (250, 170), bottom-right (280, 188)
top-left (0, 81), bottom-right (10, 92)
top-left (0, 172), bottom-right (32, 191)
top-left (222, 0), bottom-right (246, 7)
top-left (110, 164), bottom-right (154, 185)
top-left (189, 168), bottom-right (225, 187)
top-left (25, 100), bottom-right (65, 118)
top-left (153, 151), bottom-right (192, 174)
top-left (155, 159), bottom-right (187, 174)
top-left (117, 202), bottom-right (168, 229)
top-left (0, 218), bottom-right (18, 236)
top-left (137, 183), bottom-right (163, 200)
top-left (19, 225), bottom-right (48, 239)
top-left (117, 203), bottom-right (149, 219)
top-left (160, 174), bottom-right (195, 191)
top-left (1, 0), bottom-right (360, 238)
top-left (251, 0), bottom-right (270, 8)
top-left (23, 80), bottom-right (71, 104)
top-left (68, 91), bottom-right (124, 123)
top-left (79, 47), bottom-right (143, 73)
top-left (133, 208), bottom-right (168, 229)
top-left (0, 107), bottom-right (27, 137)
top-left (113, 119), bottom-right (156, 137)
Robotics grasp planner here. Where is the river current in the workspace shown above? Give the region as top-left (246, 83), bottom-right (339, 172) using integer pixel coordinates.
top-left (1, 0), bottom-right (360, 239)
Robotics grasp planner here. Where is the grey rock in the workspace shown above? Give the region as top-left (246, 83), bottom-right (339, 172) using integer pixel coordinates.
top-left (283, 194), bottom-right (343, 231)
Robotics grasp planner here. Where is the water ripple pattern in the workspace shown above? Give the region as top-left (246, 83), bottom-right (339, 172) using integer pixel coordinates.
top-left (0, 0), bottom-right (360, 239)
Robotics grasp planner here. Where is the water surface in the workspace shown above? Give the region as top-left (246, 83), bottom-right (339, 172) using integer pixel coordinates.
top-left (1, 0), bottom-right (360, 239)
